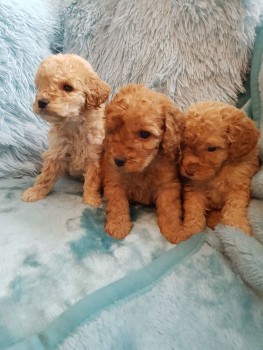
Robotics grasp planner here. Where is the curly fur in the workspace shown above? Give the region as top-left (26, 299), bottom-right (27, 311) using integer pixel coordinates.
top-left (21, 54), bottom-right (110, 206)
top-left (102, 84), bottom-right (183, 242)
top-left (179, 101), bottom-right (260, 241)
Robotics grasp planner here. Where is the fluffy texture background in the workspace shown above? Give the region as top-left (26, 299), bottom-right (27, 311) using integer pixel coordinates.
top-left (259, 31), bottom-right (263, 162)
top-left (62, 0), bottom-right (263, 107)
top-left (0, 0), bottom-right (61, 178)
top-left (260, 54), bottom-right (263, 131)
top-left (250, 25), bottom-right (263, 197)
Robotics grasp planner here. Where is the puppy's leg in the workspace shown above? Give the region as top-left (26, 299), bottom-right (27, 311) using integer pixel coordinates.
top-left (104, 184), bottom-right (132, 239)
top-left (180, 188), bottom-right (207, 241)
top-left (21, 157), bottom-right (62, 202)
top-left (156, 183), bottom-right (183, 243)
top-left (83, 161), bottom-right (102, 207)
top-left (221, 188), bottom-right (252, 235)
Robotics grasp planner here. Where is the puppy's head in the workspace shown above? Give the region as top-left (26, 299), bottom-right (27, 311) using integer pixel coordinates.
top-left (104, 84), bottom-right (183, 173)
top-left (33, 54), bottom-right (110, 123)
top-left (180, 101), bottom-right (260, 181)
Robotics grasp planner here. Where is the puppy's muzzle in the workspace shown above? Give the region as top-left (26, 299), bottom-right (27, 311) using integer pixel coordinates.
top-left (38, 99), bottom-right (49, 109)
top-left (114, 158), bottom-right (126, 167)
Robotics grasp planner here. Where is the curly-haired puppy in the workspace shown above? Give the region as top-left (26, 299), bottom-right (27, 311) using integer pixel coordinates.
top-left (179, 101), bottom-right (260, 241)
top-left (102, 84), bottom-right (183, 242)
top-left (21, 54), bottom-right (110, 206)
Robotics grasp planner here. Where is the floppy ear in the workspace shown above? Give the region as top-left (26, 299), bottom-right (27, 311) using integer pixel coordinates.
top-left (85, 72), bottom-right (111, 109)
top-left (34, 59), bottom-right (47, 89)
top-left (34, 70), bottom-right (40, 89)
top-left (161, 99), bottom-right (184, 160)
top-left (224, 109), bottom-right (260, 159)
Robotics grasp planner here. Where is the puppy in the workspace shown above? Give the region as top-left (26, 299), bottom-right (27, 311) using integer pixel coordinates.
top-left (179, 101), bottom-right (260, 241)
top-left (21, 54), bottom-right (110, 206)
top-left (102, 84), bottom-right (183, 243)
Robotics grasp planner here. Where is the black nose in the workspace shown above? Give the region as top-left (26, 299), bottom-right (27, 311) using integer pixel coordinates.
top-left (38, 99), bottom-right (49, 109)
top-left (114, 158), bottom-right (126, 167)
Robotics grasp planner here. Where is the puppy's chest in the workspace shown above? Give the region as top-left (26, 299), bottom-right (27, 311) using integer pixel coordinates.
top-left (66, 143), bottom-right (89, 172)
top-left (50, 130), bottom-right (101, 175)
top-left (66, 139), bottom-right (101, 175)
top-left (204, 178), bottom-right (227, 209)
top-left (124, 174), bottom-right (156, 205)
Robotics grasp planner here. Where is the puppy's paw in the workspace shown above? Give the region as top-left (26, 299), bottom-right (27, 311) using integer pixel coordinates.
top-left (161, 227), bottom-right (189, 244)
top-left (83, 193), bottom-right (102, 207)
top-left (105, 217), bottom-right (132, 239)
top-left (21, 187), bottom-right (46, 202)
top-left (159, 219), bottom-right (187, 244)
top-left (168, 232), bottom-right (193, 244)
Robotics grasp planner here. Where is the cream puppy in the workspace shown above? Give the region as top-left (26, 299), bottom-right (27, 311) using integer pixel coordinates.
top-left (21, 54), bottom-right (110, 206)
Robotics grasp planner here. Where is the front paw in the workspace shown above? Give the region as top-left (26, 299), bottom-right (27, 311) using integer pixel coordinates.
top-left (83, 193), bottom-right (102, 207)
top-left (160, 225), bottom-right (189, 244)
top-left (168, 231), bottom-right (193, 244)
top-left (21, 187), bottom-right (47, 202)
top-left (105, 216), bottom-right (132, 239)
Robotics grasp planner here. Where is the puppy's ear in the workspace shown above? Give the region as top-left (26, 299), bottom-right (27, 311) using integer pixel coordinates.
top-left (85, 73), bottom-right (111, 109)
top-left (224, 109), bottom-right (260, 159)
top-left (34, 70), bottom-right (40, 88)
top-left (162, 99), bottom-right (184, 160)
top-left (34, 60), bottom-right (47, 89)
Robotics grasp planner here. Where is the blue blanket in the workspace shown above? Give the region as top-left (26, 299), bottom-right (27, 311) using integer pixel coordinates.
top-left (6, 234), bottom-right (263, 350)
top-left (1, 179), bottom-right (263, 350)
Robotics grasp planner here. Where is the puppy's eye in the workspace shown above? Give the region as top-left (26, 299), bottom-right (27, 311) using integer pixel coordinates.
top-left (207, 146), bottom-right (217, 152)
top-left (139, 131), bottom-right (151, 139)
top-left (63, 84), bottom-right (73, 92)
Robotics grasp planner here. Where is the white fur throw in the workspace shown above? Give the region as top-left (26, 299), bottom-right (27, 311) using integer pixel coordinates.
top-left (0, 0), bottom-right (61, 177)
top-left (62, 0), bottom-right (263, 108)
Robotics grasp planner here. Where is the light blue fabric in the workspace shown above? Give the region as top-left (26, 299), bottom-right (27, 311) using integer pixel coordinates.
top-left (0, 0), bottom-right (61, 178)
top-left (207, 219), bottom-right (263, 293)
top-left (0, 177), bottom-right (173, 349)
top-left (8, 235), bottom-right (263, 350)
top-left (8, 234), bottom-right (204, 350)
top-left (57, 242), bottom-right (263, 350)
top-left (1, 177), bottom-right (263, 349)
top-left (251, 22), bottom-right (263, 128)
top-left (62, 0), bottom-right (263, 107)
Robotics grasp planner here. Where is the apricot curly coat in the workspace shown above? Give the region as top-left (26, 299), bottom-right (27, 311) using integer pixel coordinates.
top-left (21, 54), bottom-right (110, 206)
top-left (179, 101), bottom-right (260, 241)
top-left (102, 84), bottom-right (184, 243)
